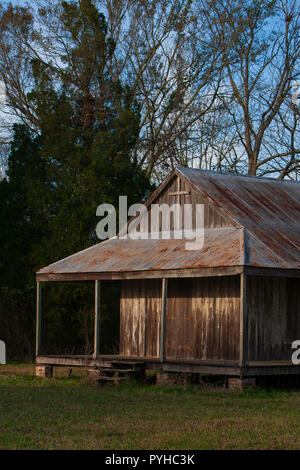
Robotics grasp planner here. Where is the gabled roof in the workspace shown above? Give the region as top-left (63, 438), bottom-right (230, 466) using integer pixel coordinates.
top-left (37, 167), bottom-right (300, 280)
top-left (178, 167), bottom-right (300, 269)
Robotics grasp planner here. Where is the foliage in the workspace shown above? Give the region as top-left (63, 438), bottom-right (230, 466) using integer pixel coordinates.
top-left (0, 0), bottom-right (298, 179)
top-left (0, 2), bottom-right (152, 359)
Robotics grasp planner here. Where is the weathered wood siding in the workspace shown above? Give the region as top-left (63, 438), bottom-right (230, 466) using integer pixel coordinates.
top-left (166, 277), bottom-right (240, 361)
top-left (246, 276), bottom-right (300, 361)
top-left (153, 175), bottom-right (233, 230)
top-left (120, 279), bottom-right (161, 357)
top-left (120, 276), bottom-right (240, 361)
top-left (136, 175), bottom-right (234, 235)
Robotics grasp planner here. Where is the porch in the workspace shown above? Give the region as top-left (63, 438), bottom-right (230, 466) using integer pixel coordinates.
top-left (35, 354), bottom-right (300, 378)
top-left (35, 275), bottom-right (300, 380)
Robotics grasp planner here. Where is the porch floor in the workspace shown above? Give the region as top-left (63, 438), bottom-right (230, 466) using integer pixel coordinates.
top-left (36, 355), bottom-right (300, 377)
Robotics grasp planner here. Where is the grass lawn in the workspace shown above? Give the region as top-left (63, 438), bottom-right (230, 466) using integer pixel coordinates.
top-left (1, 363), bottom-right (300, 450)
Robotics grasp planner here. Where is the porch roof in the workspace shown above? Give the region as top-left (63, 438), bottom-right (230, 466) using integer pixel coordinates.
top-left (36, 167), bottom-right (300, 281)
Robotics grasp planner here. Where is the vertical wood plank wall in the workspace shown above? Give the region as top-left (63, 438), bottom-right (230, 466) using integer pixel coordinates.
top-left (150, 175), bottom-right (233, 232)
top-left (120, 279), bottom-right (162, 357)
top-left (120, 276), bottom-right (240, 361)
top-left (166, 277), bottom-right (240, 361)
top-left (246, 276), bottom-right (300, 361)
top-left (120, 275), bottom-right (300, 363)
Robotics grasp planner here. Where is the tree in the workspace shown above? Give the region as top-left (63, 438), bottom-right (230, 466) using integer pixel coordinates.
top-left (0, 1), bottom-right (152, 359)
top-left (0, 0), bottom-right (299, 182)
top-left (202, 0), bottom-right (300, 176)
top-left (0, 125), bottom-right (46, 358)
top-left (103, 0), bottom-right (224, 178)
top-left (0, 0), bottom-right (225, 180)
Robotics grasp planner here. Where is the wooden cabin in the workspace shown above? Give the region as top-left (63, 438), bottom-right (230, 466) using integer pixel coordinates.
top-left (35, 167), bottom-right (300, 387)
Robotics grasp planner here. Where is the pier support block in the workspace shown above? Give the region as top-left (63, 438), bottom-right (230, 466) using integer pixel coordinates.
top-left (86, 368), bottom-right (101, 384)
top-left (156, 372), bottom-right (190, 386)
top-left (35, 365), bottom-right (53, 378)
top-left (228, 377), bottom-right (256, 391)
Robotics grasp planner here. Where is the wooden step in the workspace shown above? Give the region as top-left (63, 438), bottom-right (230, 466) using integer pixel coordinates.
top-left (97, 376), bottom-right (127, 386)
top-left (100, 368), bottom-right (137, 375)
top-left (109, 361), bottom-right (145, 370)
top-left (98, 376), bottom-right (127, 382)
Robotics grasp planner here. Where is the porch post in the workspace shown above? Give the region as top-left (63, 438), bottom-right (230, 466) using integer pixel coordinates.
top-left (93, 280), bottom-right (101, 359)
top-left (160, 278), bottom-right (168, 362)
top-left (239, 272), bottom-right (247, 368)
top-left (36, 281), bottom-right (42, 357)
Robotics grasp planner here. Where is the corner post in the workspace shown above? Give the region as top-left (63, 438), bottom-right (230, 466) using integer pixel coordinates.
top-left (239, 272), bottom-right (247, 369)
top-left (36, 281), bottom-right (42, 357)
top-left (160, 278), bottom-right (168, 362)
top-left (94, 280), bottom-right (101, 359)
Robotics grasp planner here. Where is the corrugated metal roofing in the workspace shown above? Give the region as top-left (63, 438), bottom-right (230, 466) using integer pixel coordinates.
top-left (37, 228), bottom-right (241, 275)
top-left (178, 167), bottom-right (300, 269)
top-left (37, 167), bottom-right (300, 278)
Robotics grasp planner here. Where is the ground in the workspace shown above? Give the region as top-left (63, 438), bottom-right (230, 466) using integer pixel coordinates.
top-left (1, 364), bottom-right (300, 450)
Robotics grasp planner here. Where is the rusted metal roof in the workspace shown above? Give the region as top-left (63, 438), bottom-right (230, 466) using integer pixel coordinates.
top-left (37, 227), bottom-right (242, 276)
top-left (178, 167), bottom-right (300, 269)
top-left (37, 167), bottom-right (300, 279)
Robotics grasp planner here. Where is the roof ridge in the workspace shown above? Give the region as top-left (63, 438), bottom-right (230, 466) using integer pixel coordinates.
top-left (176, 166), bottom-right (300, 184)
